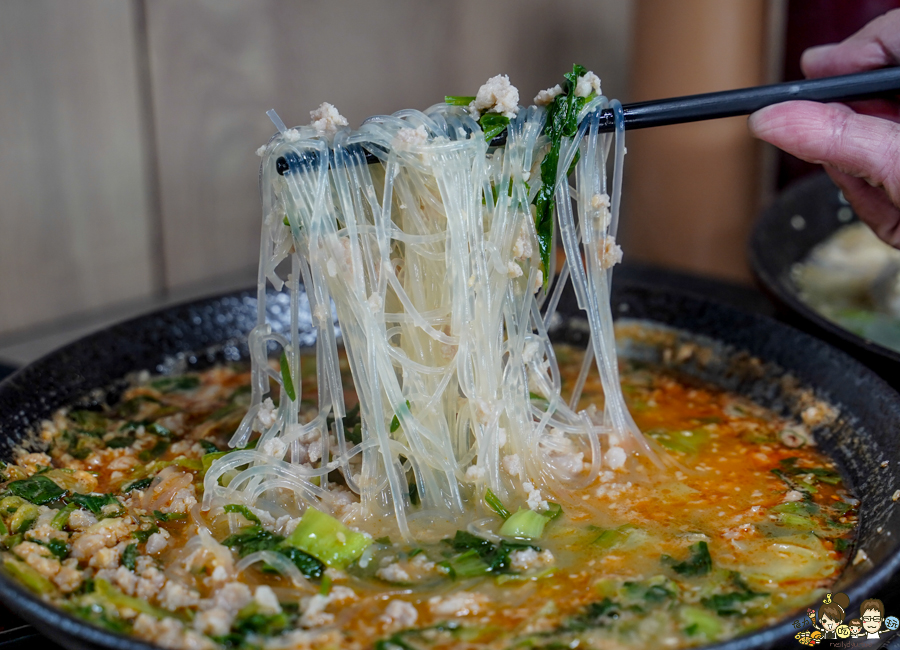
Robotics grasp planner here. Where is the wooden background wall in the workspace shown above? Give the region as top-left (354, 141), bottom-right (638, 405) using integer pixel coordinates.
top-left (0, 0), bottom-right (634, 340)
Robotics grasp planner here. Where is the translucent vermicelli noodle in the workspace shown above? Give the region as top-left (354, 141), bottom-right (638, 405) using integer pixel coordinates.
top-left (203, 74), bottom-right (659, 542)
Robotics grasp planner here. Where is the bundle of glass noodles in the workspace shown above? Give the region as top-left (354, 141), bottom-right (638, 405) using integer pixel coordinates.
top-left (203, 67), bottom-right (660, 542)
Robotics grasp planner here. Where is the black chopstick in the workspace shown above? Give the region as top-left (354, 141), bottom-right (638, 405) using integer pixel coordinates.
top-left (274, 68), bottom-right (900, 171)
top-left (489, 67), bottom-right (900, 145)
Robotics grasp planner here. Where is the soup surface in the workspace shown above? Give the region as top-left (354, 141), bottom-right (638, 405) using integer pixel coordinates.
top-left (0, 343), bottom-right (855, 650)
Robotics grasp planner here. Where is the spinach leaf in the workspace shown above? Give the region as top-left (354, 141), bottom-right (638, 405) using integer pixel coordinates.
top-left (122, 543), bottom-right (139, 571)
top-left (222, 524), bottom-right (325, 579)
top-left (138, 439), bottom-right (170, 462)
top-left (562, 598), bottom-right (620, 631)
top-left (6, 476), bottom-right (66, 505)
top-left (121, 477), bottom-right (153, 494)
top-left (150, 375), bottom-right (200, 393)
top-left (390, 400), bottom-right (411, 433)
top-left (279, 352), bottom-right (296, 402)
top-left (479, 113), bottom-right (510, 143)
top-left (444, 96), bottom-right (476, 106)
top-left (39, 538), bottom-right (69, 560)
top-left (71, 493), bottom-right (125, 517)
top-left (233, 610), bottom-right (289, 637)
top-left (198, 440), bottom-right (220, 454)
top-left (105, 436), bottom-right (134, 449)
top-left (224, 504), bottom-right (260, 524)
top-left (132, 524), bottom-right (159, 543)
top-left (701, 572), bottom-right (764, 615)
top-left (440, 530), bottom-right (537, 577)
top-left (69, 410), bottom-right (108, 434)
top-left (484, 488), bottom-right (511, 519)
top-left (153, 510), bottom-right (187, 523)
top-left (531, 64), bottom-right (591, 282)
top-left (661, 541), bottom-right (712, 577)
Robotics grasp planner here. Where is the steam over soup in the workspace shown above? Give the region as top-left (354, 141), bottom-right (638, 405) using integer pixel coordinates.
top-left (0, 342), bottom-right (856, 650)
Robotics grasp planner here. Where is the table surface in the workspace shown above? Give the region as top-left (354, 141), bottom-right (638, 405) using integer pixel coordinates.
top-left (0, 263), bottom-right (896, 650)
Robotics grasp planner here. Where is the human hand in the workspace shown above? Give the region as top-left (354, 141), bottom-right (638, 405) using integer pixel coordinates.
top-left (748, 9), bottom-right (900, 247)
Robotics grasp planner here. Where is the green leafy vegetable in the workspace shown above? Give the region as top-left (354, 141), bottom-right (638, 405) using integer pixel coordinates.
top-left (50, 502), bottom-right (77, 530)
top-left (499, 508), bottom-right (549, 539)
top-left (66, 603), bottom-right (130, 634)
top-left (390, 400), bottom-right (411, 433)
top-left (662, 541), bottom-right (712, 577)
top-left (6, 475), bottom-right (66, 505)
top-left (153, 510), bottom-right (187, 523)
top-left (150, 375), bottom-right (200, 393)
top-left (122, 543), bottom-right (139, 571)
top-left (224, 504), bottom-right (260, 524)
top-left (280, 351), bottom-right (296, 402)
top-left (591, 524), bottom-right (637, 550)
top-left (95, 579), bottom-right (170, 619)
top-left (138, 438), bottom-right (170, 462)
top-left (484, 489), bottom-right (511, 519)
top-left (531, 64), bottom-right (592, 281)
top-left (198, 440), bottom-right (220, 454)
top-left (69, 410), bottom-right (108, 434)
top-left (104, 436), bottom-right (134, 449)
top-left (122, 477), bottom-right (153, 494)
top-left (562, 598), bottom-right (620, 631)
top-left (71, 493), bottom-right (124, 517)
top-left (38, 538), bottom-right (69, 560)
top-left (222, 524), bottom-right (325, 579)
top-left (701, 572), bottom-right (764, 615)
top-left (132, 523), bottom-right (159, 543)
top-left (479, 113), bottom-right (510, 143)
top-left (444, 96), bottom-right (476, 106)
top-left (285, 507), bottom-right (372, 569)
top-left (777, 457), bottom-right (841, 485)
top-left (441, 530), bottom-right (538, 577)
top-left (3, 557), bottom-right (55, 594)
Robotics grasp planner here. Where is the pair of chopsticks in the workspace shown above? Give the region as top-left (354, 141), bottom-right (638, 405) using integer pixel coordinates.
top-left (274, 68), bottom-right (900, 171)
top-left (489, 67), bottom-right (900, 144)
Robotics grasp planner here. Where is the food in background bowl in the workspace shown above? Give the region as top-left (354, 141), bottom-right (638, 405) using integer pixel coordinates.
top-left (793, 222), bottom-right (900, 352)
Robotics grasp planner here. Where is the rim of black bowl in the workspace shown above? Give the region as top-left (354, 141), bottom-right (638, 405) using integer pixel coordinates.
top-left (0, 282), bottom-right (897, 650)
top-left (749, 172), bottom-right (900, 368)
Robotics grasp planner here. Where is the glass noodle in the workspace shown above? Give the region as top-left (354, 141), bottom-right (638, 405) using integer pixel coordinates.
top-left (202, 96), bottom-right (658, 542)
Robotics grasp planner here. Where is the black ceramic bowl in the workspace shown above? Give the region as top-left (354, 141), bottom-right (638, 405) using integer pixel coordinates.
top-left (749, 172), bottom-right (900, 385)
top-left (0, 282), bottom-right (898, 650)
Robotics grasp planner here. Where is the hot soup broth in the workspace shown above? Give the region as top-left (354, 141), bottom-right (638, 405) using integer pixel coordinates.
top-left (0, 342), bottom-right (855, 650)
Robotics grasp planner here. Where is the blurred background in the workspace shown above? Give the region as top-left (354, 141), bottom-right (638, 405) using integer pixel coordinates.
top-left (0, 0), bottom-right (898, 367)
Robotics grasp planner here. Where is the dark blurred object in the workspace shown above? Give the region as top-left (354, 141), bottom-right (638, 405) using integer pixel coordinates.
top-left (0, 366), bottom-right (15, 383)
top-left (777, 0), bottom-right (900, 189)
top-left (750, 172), bottom-right (900, 386)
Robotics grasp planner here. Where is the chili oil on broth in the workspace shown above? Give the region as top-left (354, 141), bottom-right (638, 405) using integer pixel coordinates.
top-left (0, 345), bottom-right (855, 650)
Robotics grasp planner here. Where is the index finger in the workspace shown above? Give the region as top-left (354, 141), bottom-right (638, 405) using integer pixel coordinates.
top-left (801, 9), bottom-right (900, 78)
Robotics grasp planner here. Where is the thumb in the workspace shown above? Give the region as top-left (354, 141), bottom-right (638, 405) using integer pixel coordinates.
top-left (749, 101), bottom-right (900, 202)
